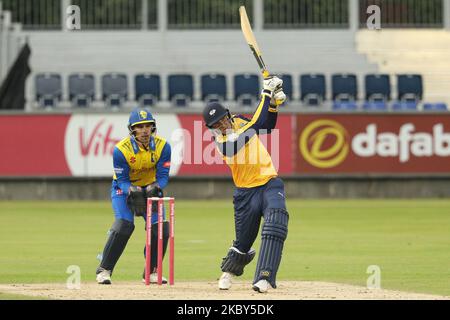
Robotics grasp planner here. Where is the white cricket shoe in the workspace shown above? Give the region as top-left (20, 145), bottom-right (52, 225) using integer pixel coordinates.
top-left (96, 269), bottom-right (112, 285)
top-left (218, 272), bottom-right (233, 290)
top-left (252, 279), bottom-right (270, 293)
top-left (150, 272), bottom-right (168, 284)
top-left (142, 272), bottom-right (168, 284)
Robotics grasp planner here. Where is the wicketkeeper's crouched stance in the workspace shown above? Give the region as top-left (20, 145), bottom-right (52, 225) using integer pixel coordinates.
top-left (96, 108), bottom-right (171, 285)
top-left (202, 76), bottom-right (289, 293)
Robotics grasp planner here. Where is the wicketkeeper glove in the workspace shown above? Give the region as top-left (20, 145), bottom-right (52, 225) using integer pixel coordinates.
top-left (145, 183), bottom-right (164, 213)
top-left (126, 185), bottom-right (147, 217)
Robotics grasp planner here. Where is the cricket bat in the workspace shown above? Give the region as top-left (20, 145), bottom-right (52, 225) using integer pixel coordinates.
top-left (239, 6), bottom-right (270, 79)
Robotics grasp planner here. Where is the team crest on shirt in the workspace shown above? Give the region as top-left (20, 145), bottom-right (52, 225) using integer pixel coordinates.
top-left (130, 156), bottom-right (136, 164)
top-left (140, 110), bottom-right (147, 119)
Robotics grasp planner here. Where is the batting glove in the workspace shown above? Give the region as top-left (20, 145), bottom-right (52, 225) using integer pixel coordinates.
top-left (270, 88), bottom-right (286, 107)
top-left (263, 76), bottom-right (283, 93)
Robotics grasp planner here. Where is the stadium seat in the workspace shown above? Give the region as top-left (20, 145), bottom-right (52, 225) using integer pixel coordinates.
top-left (135, 73), bottom-right (161, 107)
top-left (333, 101), bottom-right (358, 111)
top-left (168, 74), bottom-right (194, 107)
top-left (365, 74), bottom-right (391, 101)
top-left (234, 73), bottom-right (260, 107)
top-left (300, 74), bottom-right (326, 106)
top-left (362, 101), bottom-right (388, 111)
top-left (35, 73), bottom-right (62, 108)
top-left (332, 73), bottom-right (358, 102)
top-left (278, 73), bottom-right (293, 102)
top-left (68, 73), bottom-right (95, 108)
top-left (392, 101), bottom-right (418, 111)
top-left (423, 103), bottom-right (448, 111)
top-left (201, 73), bottom-right (227, 103)
top-left (397, 74), bottom-right (423, 102)
top-left (102, 73), bottom-right (128, 108)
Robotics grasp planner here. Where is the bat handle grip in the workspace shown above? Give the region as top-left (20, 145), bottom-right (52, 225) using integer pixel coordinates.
top-left (262, 70), bottom-right (270, 79)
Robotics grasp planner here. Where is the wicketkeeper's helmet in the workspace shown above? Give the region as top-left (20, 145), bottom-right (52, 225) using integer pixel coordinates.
top-left (128, 107), bottom-right (156, 135)
top-left (203, 102), bottom-right (231, 128)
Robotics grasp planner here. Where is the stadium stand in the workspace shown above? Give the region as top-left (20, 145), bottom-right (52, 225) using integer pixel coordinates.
top-left (168, 74), bottom-right (194, 107)
top-left (332, 73), bottom-right (358, 102)
top-left (423, 103), bottom-right (448, 111)
top-left (365, 74), bottom-right (391, 102)
top-left (278, 74), bottom-right (293, 102)
top-left (392, 101), bottom-right (418, 111)
top-left (201, 73), bottom-right (227, 103)
top-left (135, 73), bottom-right (161, 107)
top-left (300, 74), bottom-right (326, 106)
top-left (234, 73), bottom-right (260, 107)
top-left (102, 73), bottom-right (128, 108)
top-left (35, 73), bottom-right (62, 109)
top-left (68, 73), bottom-right (95, 108)
top-left (397, 74), bottom-right (423, 102)
top-left (357, 30), bottom-right (450, 105)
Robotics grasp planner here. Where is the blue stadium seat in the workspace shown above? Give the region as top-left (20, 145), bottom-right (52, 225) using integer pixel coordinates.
top-left (201, 73), bottom-right (227, 103)
top-left (135, 73), bottom-right (160, 107)
top-left (365, 74), bottom-right (391, 101)
top-left (363, 101), bottom-right (388, 111)
top-left (102, 73), bottom-right (128, 108)
top-left (333, 101), bottom-right (358, 111)
top-left (392, 101), bottom-right (418, 111)
top-left (278, 73), bottom-right (293, 102)
top-left (423, 103), bottom-right (448, 111)
top-left (397, 74), bottom-right (423, 102)
top-left (234, 73), bottom-right (259, 107)
top-left (300, 74), bottom-right (326, 106)
top-left (68, 73), bottom-right (95, 108)
top-left (35, 73), bottom-right (62, 108)
top-left (332, 73), bottom-right (357, 102)
top-left (168, 74), bottom-right (194, 107)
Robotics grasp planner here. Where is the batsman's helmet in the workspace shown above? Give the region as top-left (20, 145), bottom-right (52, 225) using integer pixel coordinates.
top-left (203, 102), bottom-right (231, 128)
top-left (128, 107), bottom-right (156, 135)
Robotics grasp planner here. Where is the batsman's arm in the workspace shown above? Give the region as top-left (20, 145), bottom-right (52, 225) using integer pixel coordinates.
top-left (113, 147), bottom-right (132, 193)
top-left (262, 109), bottom-right (278, 133)
top-left (155, 142), bottom-right (171, 189)
top-left (236, 92), bottom-right (271, 134)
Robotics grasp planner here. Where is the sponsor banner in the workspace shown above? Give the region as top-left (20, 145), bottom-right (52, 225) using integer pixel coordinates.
top-left (0, 115), bottom-right (71, 176)
top-left (176, 114), bottom-right (293, 175)
top-left (296, 114), bottom-right (450, 173)
top-left (0, 113), bottom-right (292, 177)
top-left (64, 114), bottom-right (182, 176)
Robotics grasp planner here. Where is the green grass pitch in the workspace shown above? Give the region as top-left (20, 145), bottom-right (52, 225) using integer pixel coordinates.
top-left (0, 199), bottom-right (449, 296)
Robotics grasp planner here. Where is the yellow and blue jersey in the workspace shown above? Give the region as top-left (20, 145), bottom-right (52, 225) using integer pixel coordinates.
top-left (215, 89), bottom-right (279, 188)
top-left (112, 135), bottom-right (171, 193)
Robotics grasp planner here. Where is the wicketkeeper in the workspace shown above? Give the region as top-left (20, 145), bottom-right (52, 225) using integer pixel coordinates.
top-left (202, 76), bottom-right (289, 293)
top-left (96, 108), bottom-right (171, 285)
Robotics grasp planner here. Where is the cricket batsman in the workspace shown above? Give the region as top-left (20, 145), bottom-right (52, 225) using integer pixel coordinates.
top-left (202, 76), bottom-right (289, 293)
top-left (96, 107), bottom-right (171, 284)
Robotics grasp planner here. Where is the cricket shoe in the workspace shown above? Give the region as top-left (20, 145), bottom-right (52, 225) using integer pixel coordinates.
top-left (142, 271), bottom-right (168, 284)
top-left (96, 269), bottom-right (112, 285)
top-left (252, 279), bottom-right (270, 293)
top-left (218, 272), bottom-right (233, 290)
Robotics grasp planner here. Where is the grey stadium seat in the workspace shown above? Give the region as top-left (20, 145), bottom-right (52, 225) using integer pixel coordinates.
top-left (102, 73), bottom-right (128, 108)
top-left (35, 73), bottom-right (62, 108)
top-left (69, 73), bottom-right (95, 108)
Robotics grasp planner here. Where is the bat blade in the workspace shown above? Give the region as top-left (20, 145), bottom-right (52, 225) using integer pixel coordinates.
top-left (239, 6), bottom-right (269, 79)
